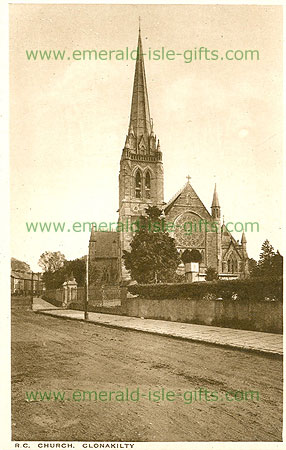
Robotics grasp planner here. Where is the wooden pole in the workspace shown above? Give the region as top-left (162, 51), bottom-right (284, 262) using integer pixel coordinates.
top-left (84, 254), bottom-right (89, 320)
top-left (30, 272), bottom-right (34, 310)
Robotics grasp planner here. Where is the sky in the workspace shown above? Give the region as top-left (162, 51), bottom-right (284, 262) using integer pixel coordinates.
top-left (10, 4), bottom-right (283, 271)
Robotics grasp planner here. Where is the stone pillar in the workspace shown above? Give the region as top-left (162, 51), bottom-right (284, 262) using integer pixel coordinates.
top-left (62, 277), bottom-right (78, 308)
top-left (185, 262), bottom-right (200, 282)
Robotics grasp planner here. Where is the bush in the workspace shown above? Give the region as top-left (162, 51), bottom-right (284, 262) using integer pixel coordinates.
top-left (205, 267), bottom-right (219, 281)
top-left (42, 295), bottom-right (62, 308)
top-left (127, 277), bottom-right (283, 303)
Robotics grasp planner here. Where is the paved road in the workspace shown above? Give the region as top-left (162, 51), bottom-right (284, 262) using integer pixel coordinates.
top-left (12, 309), bottom-right (282, 442)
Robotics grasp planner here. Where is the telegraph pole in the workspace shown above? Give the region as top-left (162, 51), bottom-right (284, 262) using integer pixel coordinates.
top-left (84, 254), bottom-right (89, 320)
top-left (30, 272), bottom-right (34, 310)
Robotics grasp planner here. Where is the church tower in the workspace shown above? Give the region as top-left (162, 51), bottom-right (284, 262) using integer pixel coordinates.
top-left (118, 28), bottom-right (164, 279)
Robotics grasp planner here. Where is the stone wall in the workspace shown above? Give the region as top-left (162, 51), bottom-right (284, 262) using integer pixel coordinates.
top-left (11, 296), bottom-right (32, 310)
top-left (43, 285), bottom-right (124, 309)
top-left (121, 296), bottom-right (282, 333)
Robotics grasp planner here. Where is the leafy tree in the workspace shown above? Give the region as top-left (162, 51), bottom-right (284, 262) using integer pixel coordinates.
top-left (65, 257), bottom-right (86, 286)
top-left (181, 249), bottom-right (193, 264)
top-left (123, 206), bottom-right (181, 284)
top-left (251, 239), bottom-right (283, 278)
top-left (205, 267), bottom-right (219, 281)
top-left (272, 251), bottom-right (283, 276)
top-left (42, 268), bottom-right (66, 289)
top-left (41, 254), bottom-right (86, 289)
top-left (248, 257), bottom-right (257, 276)
top-left (38, 251), bottom-right (66, 273)
top-left (260, 239), bottom-right (275, 261)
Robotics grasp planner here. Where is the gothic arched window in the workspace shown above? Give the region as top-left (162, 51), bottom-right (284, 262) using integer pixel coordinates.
top-left (234, 259), bottom-right (238, 272)
top-left (227, 258), bottom-right (238, 273)
top-left (135, 170), bottom-right (142, 198)
top-left (145, 171), bottom-right (151, 198)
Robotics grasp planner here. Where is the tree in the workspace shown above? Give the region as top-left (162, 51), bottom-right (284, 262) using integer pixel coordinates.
top-left (272, 250), bottom-right (283, 277)
top-left (123, 206), bottom-right (181, 284)
top-left (251, 239), bottom-right (283, 278)
top-left (38, 251), bottom-right (66, 273)
top-left (248, 257), bottom-right (257, 276)
top-left (65, 257), bottom-right (86, 286)
top-left (41, 256), bottom-right (86, 289)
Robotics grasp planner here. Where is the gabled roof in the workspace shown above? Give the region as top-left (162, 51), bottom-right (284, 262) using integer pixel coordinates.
top-left (163, 181), bottom-right (212, 218)
top-left (223, 240), bottom-right (242, 260)
top-left (90, 230), bottom-right (119, 259)
top-left (221, 223), bottom-right (241, 242)
top-left (10, 271), bottom-right (33, 280)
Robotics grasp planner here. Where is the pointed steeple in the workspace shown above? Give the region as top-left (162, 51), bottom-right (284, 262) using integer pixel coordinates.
top-left (241, 231), bottom-right (247, 244)
top-left (129, 28), bottom-right (152, 142)
top-left (211, 183), bottom-right (221, 219)
top-left (211, 183), bottom-right (220, 208)
top-left (241, 231), bottom-right (248, 261)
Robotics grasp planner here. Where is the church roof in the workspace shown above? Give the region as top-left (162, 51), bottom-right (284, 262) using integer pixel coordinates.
top-left (163, 179), bottom-right (212, 218)
top-left (163, 182), bottom-right (189, 213)
top-left (222, 239), bottom-right (242, 260)
top-left (89, 230), bottom-right (119, 258)
top-left (129, 28), bottom-right (152, 139)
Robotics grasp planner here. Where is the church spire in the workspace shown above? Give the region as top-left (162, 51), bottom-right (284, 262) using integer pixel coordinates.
top-left (129, 28), bottom-right (152, 141)
top-left (211, 183), bottom-right (221, 219)
top-left (211, 183), bottom-right (220, 208)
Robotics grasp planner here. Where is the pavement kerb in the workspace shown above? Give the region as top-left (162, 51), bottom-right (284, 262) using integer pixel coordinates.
top-left (34, 309), bottom-right (283, 359)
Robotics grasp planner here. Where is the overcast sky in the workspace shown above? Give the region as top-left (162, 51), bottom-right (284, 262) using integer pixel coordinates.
top-left (10, 4), bottom-right (283, 271)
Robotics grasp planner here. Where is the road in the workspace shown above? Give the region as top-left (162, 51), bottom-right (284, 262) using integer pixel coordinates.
top-left (11, 309), bottom-right (282, 442)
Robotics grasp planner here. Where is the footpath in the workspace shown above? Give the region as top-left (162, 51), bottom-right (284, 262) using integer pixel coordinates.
top-left (33, 298), bottom-right (283, 357)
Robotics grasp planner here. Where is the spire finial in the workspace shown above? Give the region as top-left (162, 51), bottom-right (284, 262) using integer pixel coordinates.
top-left (139, 16), bottom-right (141, 33)
top-left (186, 175), bottom-right (191, 183)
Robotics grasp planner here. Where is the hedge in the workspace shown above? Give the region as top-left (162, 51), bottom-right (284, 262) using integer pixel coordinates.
top-left (127, 277), bottom-right (283, 302)
top-left (42, 295), bottom-right (63, 308)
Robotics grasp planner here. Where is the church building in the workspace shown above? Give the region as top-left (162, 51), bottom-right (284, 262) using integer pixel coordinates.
top-left (89, 29), bottom-right (249, 284)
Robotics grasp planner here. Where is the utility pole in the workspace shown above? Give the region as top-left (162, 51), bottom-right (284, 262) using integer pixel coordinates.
top-left (84, 254), bottom-right (89, 320)
top-left (30, 272), bottom-right (34, 310)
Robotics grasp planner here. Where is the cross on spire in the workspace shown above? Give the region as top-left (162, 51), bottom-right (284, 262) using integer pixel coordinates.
top-left (186, 175), bottom-right (191, 183)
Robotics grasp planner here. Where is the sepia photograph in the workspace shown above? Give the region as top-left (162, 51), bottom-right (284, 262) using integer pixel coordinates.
top-left (7, 2), bottom-right (284, 448)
